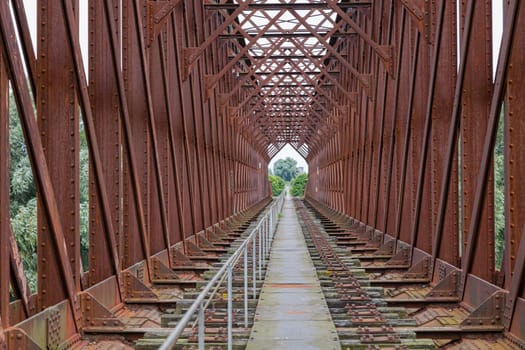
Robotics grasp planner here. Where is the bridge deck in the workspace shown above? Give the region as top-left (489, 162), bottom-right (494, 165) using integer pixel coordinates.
top-left (246, 197), bottom-right (340, 350)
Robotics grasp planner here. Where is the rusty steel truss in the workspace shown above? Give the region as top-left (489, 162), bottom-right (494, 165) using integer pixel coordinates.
top-left (0, 0), bottom-right (525, 348)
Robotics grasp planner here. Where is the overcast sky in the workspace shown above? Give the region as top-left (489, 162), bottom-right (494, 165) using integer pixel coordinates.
top-left (269, 144), bottom-right (309, 172)
top-left (22, 0), bottom-right (504, 175)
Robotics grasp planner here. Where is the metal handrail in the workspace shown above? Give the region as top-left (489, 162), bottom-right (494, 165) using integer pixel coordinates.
top-left (159, 193), bottom-right (285, 350)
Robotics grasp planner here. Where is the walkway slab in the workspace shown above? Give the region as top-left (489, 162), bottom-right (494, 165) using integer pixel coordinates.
top-left (246, 198), bottom-right (341, 350)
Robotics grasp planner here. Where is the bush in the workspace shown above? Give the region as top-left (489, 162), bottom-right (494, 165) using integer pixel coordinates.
top-left (269, 175), bottom-right (285, 196)
top-left (290, 174), bottom-right (308, 197)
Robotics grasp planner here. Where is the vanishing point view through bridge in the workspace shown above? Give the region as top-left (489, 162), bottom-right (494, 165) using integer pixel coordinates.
top-left (1, 0), bottom-right (525, 349)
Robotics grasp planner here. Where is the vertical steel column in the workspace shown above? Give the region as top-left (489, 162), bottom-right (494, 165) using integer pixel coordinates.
top-left (371, 1), bottom-right (396, 231)
top-left (102, 0), bottom-right (153, 273)
top-left (227, 264), bottom-right (233, 350)
top-left (392, 28), bottom-right (421, 250)
top-left (430, 0), bottom-right (459, 268)
top-left (408, 21), bottom-right (431, 253)
top-left (364, 1), bottom-right (387, 225)
top-left (128, 0), bottom-right (175, 261)
top-left (409, 0), bottom-right (448, 262)
top-left (88, 0), bottom-right (123, 286)
top-left (431, 0), bottom-right (476, 281)
top-left (148, 29), bottom-right (172, 256)
top-left (210, 50), bottom-right (227, 219)
top-left (192, 0), bottom-right (215, 228)
top-left (381, 8), bottom-right (407, 235)
top-left (481, 0), bottom-right (524, 331)
top-left (0, 0), bottom-right (80, 327)
top-left (37, 0), bottom-right (81, 308)
top-left (459, 0), bottom-right (495, 283)
top-left (169, 11), bottom-right (197, 237)
top-left (184, 0), bottom-right (209, 230)
top-left (0, 48), bottom-right (9, 329)
top-left (61, 0), bottom-right (125, 291)
top-left (157, 31), bottom-right (185, 244)
top-left (503, 0), bottom-right (525, 291)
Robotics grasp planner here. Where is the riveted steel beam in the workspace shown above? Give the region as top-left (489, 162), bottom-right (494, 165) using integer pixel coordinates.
top-left (204, 2), bottom-right (371, 11)
top-left (0, 0), bottom-right (81, 329)
top-left (0, 45), bottom-right (8, 330)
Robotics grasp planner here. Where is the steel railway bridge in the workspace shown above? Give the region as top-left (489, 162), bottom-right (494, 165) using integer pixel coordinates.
top-left (0, 0), bottom-right (525, 349)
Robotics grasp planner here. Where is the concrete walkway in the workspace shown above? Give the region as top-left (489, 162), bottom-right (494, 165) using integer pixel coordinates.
top-left (246, 197), bottom-right (340, 350)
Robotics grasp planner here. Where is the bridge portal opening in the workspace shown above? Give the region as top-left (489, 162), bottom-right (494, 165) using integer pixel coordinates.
top-left (268, 143), bottom-right (308, 197)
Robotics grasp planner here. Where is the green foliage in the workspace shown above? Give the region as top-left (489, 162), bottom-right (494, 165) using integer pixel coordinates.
top-left (9, 93), bottom-right (38, 292)
top-left (79, 120), bottom-right (90, 271)
top-left (290, 173), bottom-right (308, 197)
top-left (273, 157), bottom-right (298, 182)
top-left (9, 97), bottom-right (36, 215)
top-left (458, 112), bottom-right (505, 270)
top-left (494, 114), bottom-right (505, 270)
top-left (11, 198), bottom-right (38, 292)
top-left (8, 90), bottom-right (91, 292)
top-left (269, 175), bottom-right (285, 196)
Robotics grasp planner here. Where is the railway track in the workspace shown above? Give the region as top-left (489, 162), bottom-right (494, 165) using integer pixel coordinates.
top-left (298, 199), bottom-right (520, 350)
top-left (136, 197), bottom-right (521, 350)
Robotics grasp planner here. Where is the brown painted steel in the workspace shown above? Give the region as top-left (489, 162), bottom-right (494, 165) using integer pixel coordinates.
top-left (0, 48), bottom-right (8, 329)
top-left (504, 0), bottom-right (525, 296)
top-left (11, 0), bottom-right (36, 98)
top-left (1, 0), bottom-right (525, 347)
top-left (392, 27), bottom-right (421, 251)
top-left (430, 0), bottom-right (476, 280)
top-left (0, 0), bottom-right (81, 329)
top-left (430, 0), bottom-right (459, 268)
top-left (409, 0), bottom-right (447, 263)
top-left (87, 0), bottom-right (124, 287)
top-left (37, 0), bottom-right (81, 311)
top-left (459, 0), bottom-right (495, 284)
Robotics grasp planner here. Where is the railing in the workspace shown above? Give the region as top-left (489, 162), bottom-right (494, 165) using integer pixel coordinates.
top-left (159, 193), bottom-right (285, 350)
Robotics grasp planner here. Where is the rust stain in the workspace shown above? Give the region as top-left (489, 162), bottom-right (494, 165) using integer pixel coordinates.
top-left (286, 310), bottom-right (308, 315)
top-left (265, 283), bottom-right (315, 289)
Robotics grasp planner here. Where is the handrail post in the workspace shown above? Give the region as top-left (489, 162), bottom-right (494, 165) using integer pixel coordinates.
top-left (258, 226), bottom-right (262, 279)
top-left (270, 209), bottom-right (273, 242)
top-left (261, 216), bottom-right (268, 266)
top-left (269, 210), bottom-right (273, 238)
top-left (227, 264), bottom-right (233, 350)
top-left (252, 236), bottom-right (257, 299)
top-left (267, 214), bottom-right (270, 255)
top-left (198, 301), bottom-right (205, 350)
top-left (261, 219), bottom-right (265, 263)
top-left (243, 247), bottom-right (248, 328)
top-left (158, 197), bottom-right (284, 350)
top-left (262, 218), bottom-right (265, 259)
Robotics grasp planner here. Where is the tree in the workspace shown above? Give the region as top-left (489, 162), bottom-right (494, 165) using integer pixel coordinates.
top-left (273, 157), bottom-right (298, 182)
top-left (493, 114), bottom-right (505, 270)
top-left (269, 175), bottom-right (285, 196)
top-left (9, 93), bottom-right (38, 292)
top-left (290, 173), bottom-right (308, 197)
top-left (8, 90), bottom-right (91, 292)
